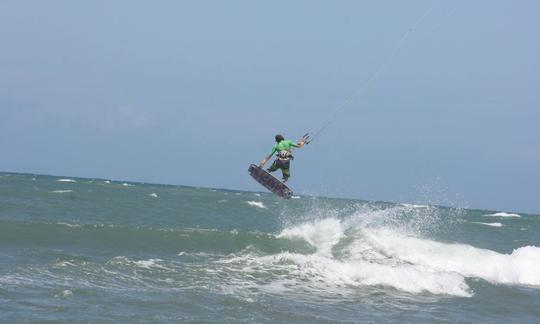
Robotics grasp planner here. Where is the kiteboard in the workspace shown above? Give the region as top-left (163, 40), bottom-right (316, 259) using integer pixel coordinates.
top-left (248, 164), bottom-right (293, 199)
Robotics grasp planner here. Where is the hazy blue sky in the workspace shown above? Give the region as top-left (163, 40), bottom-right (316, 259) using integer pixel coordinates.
top-left (1, 1), bottom-right (539, 213)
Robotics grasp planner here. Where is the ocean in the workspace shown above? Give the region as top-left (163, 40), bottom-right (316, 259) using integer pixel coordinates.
top-left (1, 172), bottom-right (539, 322)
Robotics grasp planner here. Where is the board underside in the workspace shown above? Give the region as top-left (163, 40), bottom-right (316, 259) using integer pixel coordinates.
top-left (248, 164), bottom-right (293, 199)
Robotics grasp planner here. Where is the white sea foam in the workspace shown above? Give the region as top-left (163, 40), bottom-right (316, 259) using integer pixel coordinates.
top-left (54, 289), bottom-right (73, 299)
top-left (55, 260), bottom-right (78, 267)
top-left (246, 201), bottom-right (267, 209)
top-left (104, 180), bottom-right (111, 184)
top-left (149, 193), bottom-right (158, 198)
top-left (57, 179), bottom-right (76, 183)
top-left (484, 212), bottom-right (521, 218)
top-left (224, 212), bottom-right (540, 298)
top-left (472, 222), bottom-right (503, 227)
top-left (257, 218), bottom-right (472, 296)
top-left (291, 196), bottom-right (301, 199)
top-left (134, 259), bottom-right (169, 270)
top-left (109, 256), bottom-right (169, 270)
top-left (364, 229), bottom-right (540, 287)
top-left (135, 259), bottom-right (160, 269)
top-left (254, 252), bottom-right (471, 297)
top-left (278, 218), bottom-right (344, 256)
top-left (51, 190), bottom-right (73, 194)
top-left (122, 183), bottom-right (133, 187)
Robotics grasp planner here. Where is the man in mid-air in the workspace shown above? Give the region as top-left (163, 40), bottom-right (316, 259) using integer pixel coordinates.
top-left (259, 134), bottom-right (306, 183)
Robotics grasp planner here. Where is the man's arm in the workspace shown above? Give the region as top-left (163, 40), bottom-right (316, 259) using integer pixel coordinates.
top-left (260, 146), bottom-right (276, 167)
top-left (259, 155), bottom-right (273, 168)
top-left (285, 139), bottom-right (305, 149)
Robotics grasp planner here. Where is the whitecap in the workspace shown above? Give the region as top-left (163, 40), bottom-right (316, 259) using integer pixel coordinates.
top-left (57, 179), bottom-right (76, 183)
top-left (484, 212), bottom-right (521, 218)
top-left (134, 259), bottom-right (168, 270)
top-left (57, 222), bottom-right (81, 227)
top-left (51, 190), bottom-right (73, 194)
top-left (149, 193), bottom-right (158, 198)
top-left (54, 289), bottom-right (73, 299)
top-left (55, 260), bottom-right (77, 267)
top-left (122, 183), bottom-right (133, 187)
top-left (246, 201), bottom-right (267, 209)
top-left (472, 222), bottom-right (503, 227)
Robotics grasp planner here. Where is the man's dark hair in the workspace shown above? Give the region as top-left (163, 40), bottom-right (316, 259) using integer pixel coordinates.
top-left (275, 134), bottom-right (285, 143)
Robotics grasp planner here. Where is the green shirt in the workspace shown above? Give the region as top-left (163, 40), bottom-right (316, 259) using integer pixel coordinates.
top-left (269, 140), bottom-right (298, 157)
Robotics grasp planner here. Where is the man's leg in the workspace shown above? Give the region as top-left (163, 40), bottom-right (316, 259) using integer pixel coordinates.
top-left (281, 168), bottom-right (290, 182)
top-left (267, 160), bottom-right (279, 173)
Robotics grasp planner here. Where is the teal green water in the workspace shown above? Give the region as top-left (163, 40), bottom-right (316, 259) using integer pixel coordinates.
top-left (1, 172), bottom-right (539, 322)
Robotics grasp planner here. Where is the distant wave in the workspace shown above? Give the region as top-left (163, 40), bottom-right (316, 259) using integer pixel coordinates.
top-left (472, 222), bottom-right (503, 227)
top-left (484, 212), bottom-right (521, 218)
top-left (51, 190), bottom-right (74, 194)
top-left (57, 179), bottom-right (76, 183)
top-left (56, 222), bottom-right (81, 227)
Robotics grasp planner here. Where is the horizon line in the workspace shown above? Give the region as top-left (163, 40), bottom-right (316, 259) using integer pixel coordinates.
top-left (1, 169), bottom-right (537, 216)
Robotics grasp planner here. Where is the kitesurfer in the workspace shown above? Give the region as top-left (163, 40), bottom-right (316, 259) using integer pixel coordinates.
top-left (259, 134), bottom-right (306, 183)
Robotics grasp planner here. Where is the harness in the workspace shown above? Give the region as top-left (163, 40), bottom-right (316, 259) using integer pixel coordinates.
top-left (274, 150), bottom-right (293, 169)
top-left (277, 150), bottom-right (293, 161)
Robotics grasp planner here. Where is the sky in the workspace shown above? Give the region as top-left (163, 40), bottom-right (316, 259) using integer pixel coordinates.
top-left (0, 0), bottom-right (539, 213)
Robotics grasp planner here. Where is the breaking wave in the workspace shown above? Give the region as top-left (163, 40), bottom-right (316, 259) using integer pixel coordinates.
top-left (212, 205), bottom-right (540, 298)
